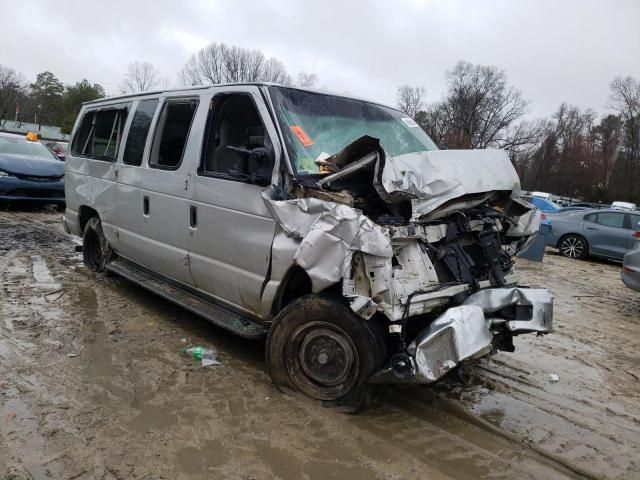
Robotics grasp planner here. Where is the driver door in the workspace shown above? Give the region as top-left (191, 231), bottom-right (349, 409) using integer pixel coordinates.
top-left (187, 87), bottom-right (280, 316)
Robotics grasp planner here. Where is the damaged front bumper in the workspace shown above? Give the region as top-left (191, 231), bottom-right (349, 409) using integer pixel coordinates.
top-left (369, 287), bottom-right (553, 384)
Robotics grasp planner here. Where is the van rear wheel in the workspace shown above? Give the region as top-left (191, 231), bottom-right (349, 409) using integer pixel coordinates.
top-left (82, 217), bottom-right (112, 273)
top-left (266, 295), bottom-right (386, 413)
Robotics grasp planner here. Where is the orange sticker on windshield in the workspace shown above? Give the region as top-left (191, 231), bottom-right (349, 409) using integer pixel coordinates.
top-left (290, 125), bottom-right (314, 147)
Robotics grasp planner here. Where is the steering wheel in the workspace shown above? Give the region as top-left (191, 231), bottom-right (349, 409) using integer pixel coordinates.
top-left (225, 145), bottom-right (253, 155)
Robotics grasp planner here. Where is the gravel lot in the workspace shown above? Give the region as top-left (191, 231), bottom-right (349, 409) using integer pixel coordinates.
top-left (1, 209), bottom-right (639, 480)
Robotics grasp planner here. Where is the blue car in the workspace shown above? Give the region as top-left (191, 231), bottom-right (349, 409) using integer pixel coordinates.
top-left (544, 208), bottom-right (640, 260)
top-left (0, 132), bottom-right (65, 204)
top-left (522, 195), bottom-right (561, 213)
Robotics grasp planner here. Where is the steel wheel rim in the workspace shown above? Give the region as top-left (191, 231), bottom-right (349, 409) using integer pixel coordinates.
top-left (561, 237), bottom-right (584, 258)
top-left (285, 321), bottom-right (359, 400)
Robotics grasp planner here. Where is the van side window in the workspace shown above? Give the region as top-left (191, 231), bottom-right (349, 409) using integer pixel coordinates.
top-left (149, 98), bottom-right (198, 169)
top-left (200, 94), bottom-right (274, 184)
top-left (123, 99), bottom-right (159, 166)
top-left (71, 107), bottom-right (129, 161)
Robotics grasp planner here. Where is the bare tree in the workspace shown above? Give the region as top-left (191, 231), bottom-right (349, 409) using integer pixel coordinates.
top-left (426, 61), bottom-right (529, 150)
top-left (0, 65), bottom-right (26, 125)
top-left (609, 76), bottom-right (640, 120)
top-left (179, 42), bottom-right (292, 86)
top-left (120, 61), bottom-right (160, 94)
top-left (608, 76), bottom-right (640, 199)
top-left (591, 114), bottom-right (623, 190)
top-left (396, 85), bottom-right (426, 118)
top-left (297, 72), bottom-right (318, 88)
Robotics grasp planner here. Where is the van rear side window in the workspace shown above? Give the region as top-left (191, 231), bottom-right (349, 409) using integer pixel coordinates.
top-left (149, 98), bottom-right (198, 169)
top-left (72, 106), bottom-right (129, 161)
top-left (123, 99), bottom-right (159, 166)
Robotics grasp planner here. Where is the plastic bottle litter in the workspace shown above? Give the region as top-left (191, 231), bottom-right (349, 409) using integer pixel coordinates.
top-left (182, 346), bottom-right (221, 366)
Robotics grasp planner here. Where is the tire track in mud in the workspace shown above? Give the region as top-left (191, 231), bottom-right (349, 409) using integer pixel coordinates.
top-left (1, 210), bottom-right (638, 479)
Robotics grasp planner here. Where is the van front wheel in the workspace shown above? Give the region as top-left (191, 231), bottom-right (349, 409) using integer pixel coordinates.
top-left (82, 217), bottom-right (112, 273)
top-left (266, 295), bottom-right (386, 413)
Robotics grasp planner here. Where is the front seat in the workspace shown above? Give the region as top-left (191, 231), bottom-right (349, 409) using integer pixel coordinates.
top-left (213, 115), bottom-right (247, 175)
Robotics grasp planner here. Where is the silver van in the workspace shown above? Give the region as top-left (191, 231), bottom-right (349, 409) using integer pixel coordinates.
top-left (64, 83), bottom-right (552, 411)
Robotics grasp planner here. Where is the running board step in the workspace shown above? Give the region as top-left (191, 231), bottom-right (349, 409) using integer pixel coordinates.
top-left (106, 258), bottom-right (268, 340)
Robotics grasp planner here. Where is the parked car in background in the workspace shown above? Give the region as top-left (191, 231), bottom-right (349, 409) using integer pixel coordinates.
top-left (622, 242), bottom-right (640, 292)
top-left (544, 208), bottom-right (640, 260)
top-left (556, 206), bottom-right (588, 213)
top-left (569, 202), bottom-right (608, 209)
top-left (531, 191), bottom-right (551, 200)
top-left (522, 195), bottom-right (561, 213)
top-left (0, 132), bottom-right (65, 204)
top-left (611, 201), bottom-right (637, 212)
top-left (43, 140), bottom-right (68, 161)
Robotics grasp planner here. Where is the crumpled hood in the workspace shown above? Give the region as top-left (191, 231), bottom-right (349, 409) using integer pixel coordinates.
top-left (312, 136), bottom-right (522, 220)
top-left (0, 153), bottom-right (64, 178)
top-left (381, 148), bottom-right (521, 219)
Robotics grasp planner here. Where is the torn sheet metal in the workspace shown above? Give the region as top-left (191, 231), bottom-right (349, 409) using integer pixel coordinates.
top-left (506, 200), bottom-right (542, 237)
top-left (408, 305), bottom-right (493, 382)
top-left (463, 287), bottom-right (553, 334)
top-left (263, 194), bottom-right (391, 291)
top-left (370, 287), bottom-right (553, 384)
top-left (380, 149), bottom-right (521, 219)
top-left (317, 137), bottom-right (524, 220)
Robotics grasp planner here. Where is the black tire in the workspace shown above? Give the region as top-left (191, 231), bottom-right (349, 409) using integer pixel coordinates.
top-left (82, 217), bottom-right (113, 273)
top-left (266, 295), bottom-right (387, 413)
top-left (558, 234), bottom-right (588, 259)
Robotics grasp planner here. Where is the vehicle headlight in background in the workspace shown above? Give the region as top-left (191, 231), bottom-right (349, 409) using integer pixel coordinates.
top-left (0, 171), bottom-right (15, 178)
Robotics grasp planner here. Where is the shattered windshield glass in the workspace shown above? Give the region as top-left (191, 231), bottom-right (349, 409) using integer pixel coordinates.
top-left (268, 87), bottom-right (438, 173)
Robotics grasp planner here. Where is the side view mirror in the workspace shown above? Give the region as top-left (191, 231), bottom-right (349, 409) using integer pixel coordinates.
top-left (248, 147), bottom-right (275, 187)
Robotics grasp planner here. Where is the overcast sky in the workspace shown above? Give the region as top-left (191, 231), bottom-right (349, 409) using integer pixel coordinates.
top-left (1, 0), bottom-right (638, 119)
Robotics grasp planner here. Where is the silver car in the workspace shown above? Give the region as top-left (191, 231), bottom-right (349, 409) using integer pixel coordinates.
top-left (544, 208), bottom-right (640, 260)
top-left (63, 84), bottom-right (552, 411)
top-left (622, 243), bottom-right (640, 291)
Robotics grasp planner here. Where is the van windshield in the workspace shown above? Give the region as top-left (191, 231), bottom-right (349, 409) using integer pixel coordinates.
top-left (268, 86), bottom-right (438, 174)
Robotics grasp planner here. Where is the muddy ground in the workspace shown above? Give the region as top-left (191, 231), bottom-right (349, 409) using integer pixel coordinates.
top-left (0, 208), bottom-right (639, 480)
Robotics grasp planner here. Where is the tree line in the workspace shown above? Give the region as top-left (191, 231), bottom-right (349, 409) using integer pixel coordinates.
top-left (0, 42), bottom-right (318, 135)
top-left (0, 66), bottom-right (105, 134)
top-left (1, 44), bottom-right (637, 203)
top-left (397, 62), bottom-right (640, 204)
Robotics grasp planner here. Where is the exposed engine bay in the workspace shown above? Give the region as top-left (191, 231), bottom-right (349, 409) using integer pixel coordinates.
top-left (264, 135), bottom-right (551, 383)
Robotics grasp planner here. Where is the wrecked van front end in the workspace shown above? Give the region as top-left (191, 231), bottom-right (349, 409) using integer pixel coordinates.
top-left (264, 87), bottom-right (551, 408)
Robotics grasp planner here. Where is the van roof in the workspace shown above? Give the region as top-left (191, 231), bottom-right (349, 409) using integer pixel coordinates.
top-left (82, 82), bottom-right (394, 111)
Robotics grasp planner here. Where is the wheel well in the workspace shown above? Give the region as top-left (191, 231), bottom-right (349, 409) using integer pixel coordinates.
top-left (273, 266), bottom-right (313, 315)
top-left (78, 206), bottom-right (99, 233)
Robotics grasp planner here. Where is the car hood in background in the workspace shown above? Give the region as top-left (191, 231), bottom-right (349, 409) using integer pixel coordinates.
top-left (0, 153), bottom-right (64, 178)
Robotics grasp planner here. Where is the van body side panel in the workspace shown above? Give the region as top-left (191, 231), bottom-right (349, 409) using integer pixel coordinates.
top-left (64, 153), bottom-right (119, 245)
top-left (189, 178), bottom-right (276, 315)
top-left (259, 229), bottom-right (301, 315)
top-left (187, 87), bottom-right (283, 316)
top-left (64, 102), bottom-right (132, 245)
top-left (115, 95), bottom-right (205, 286)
